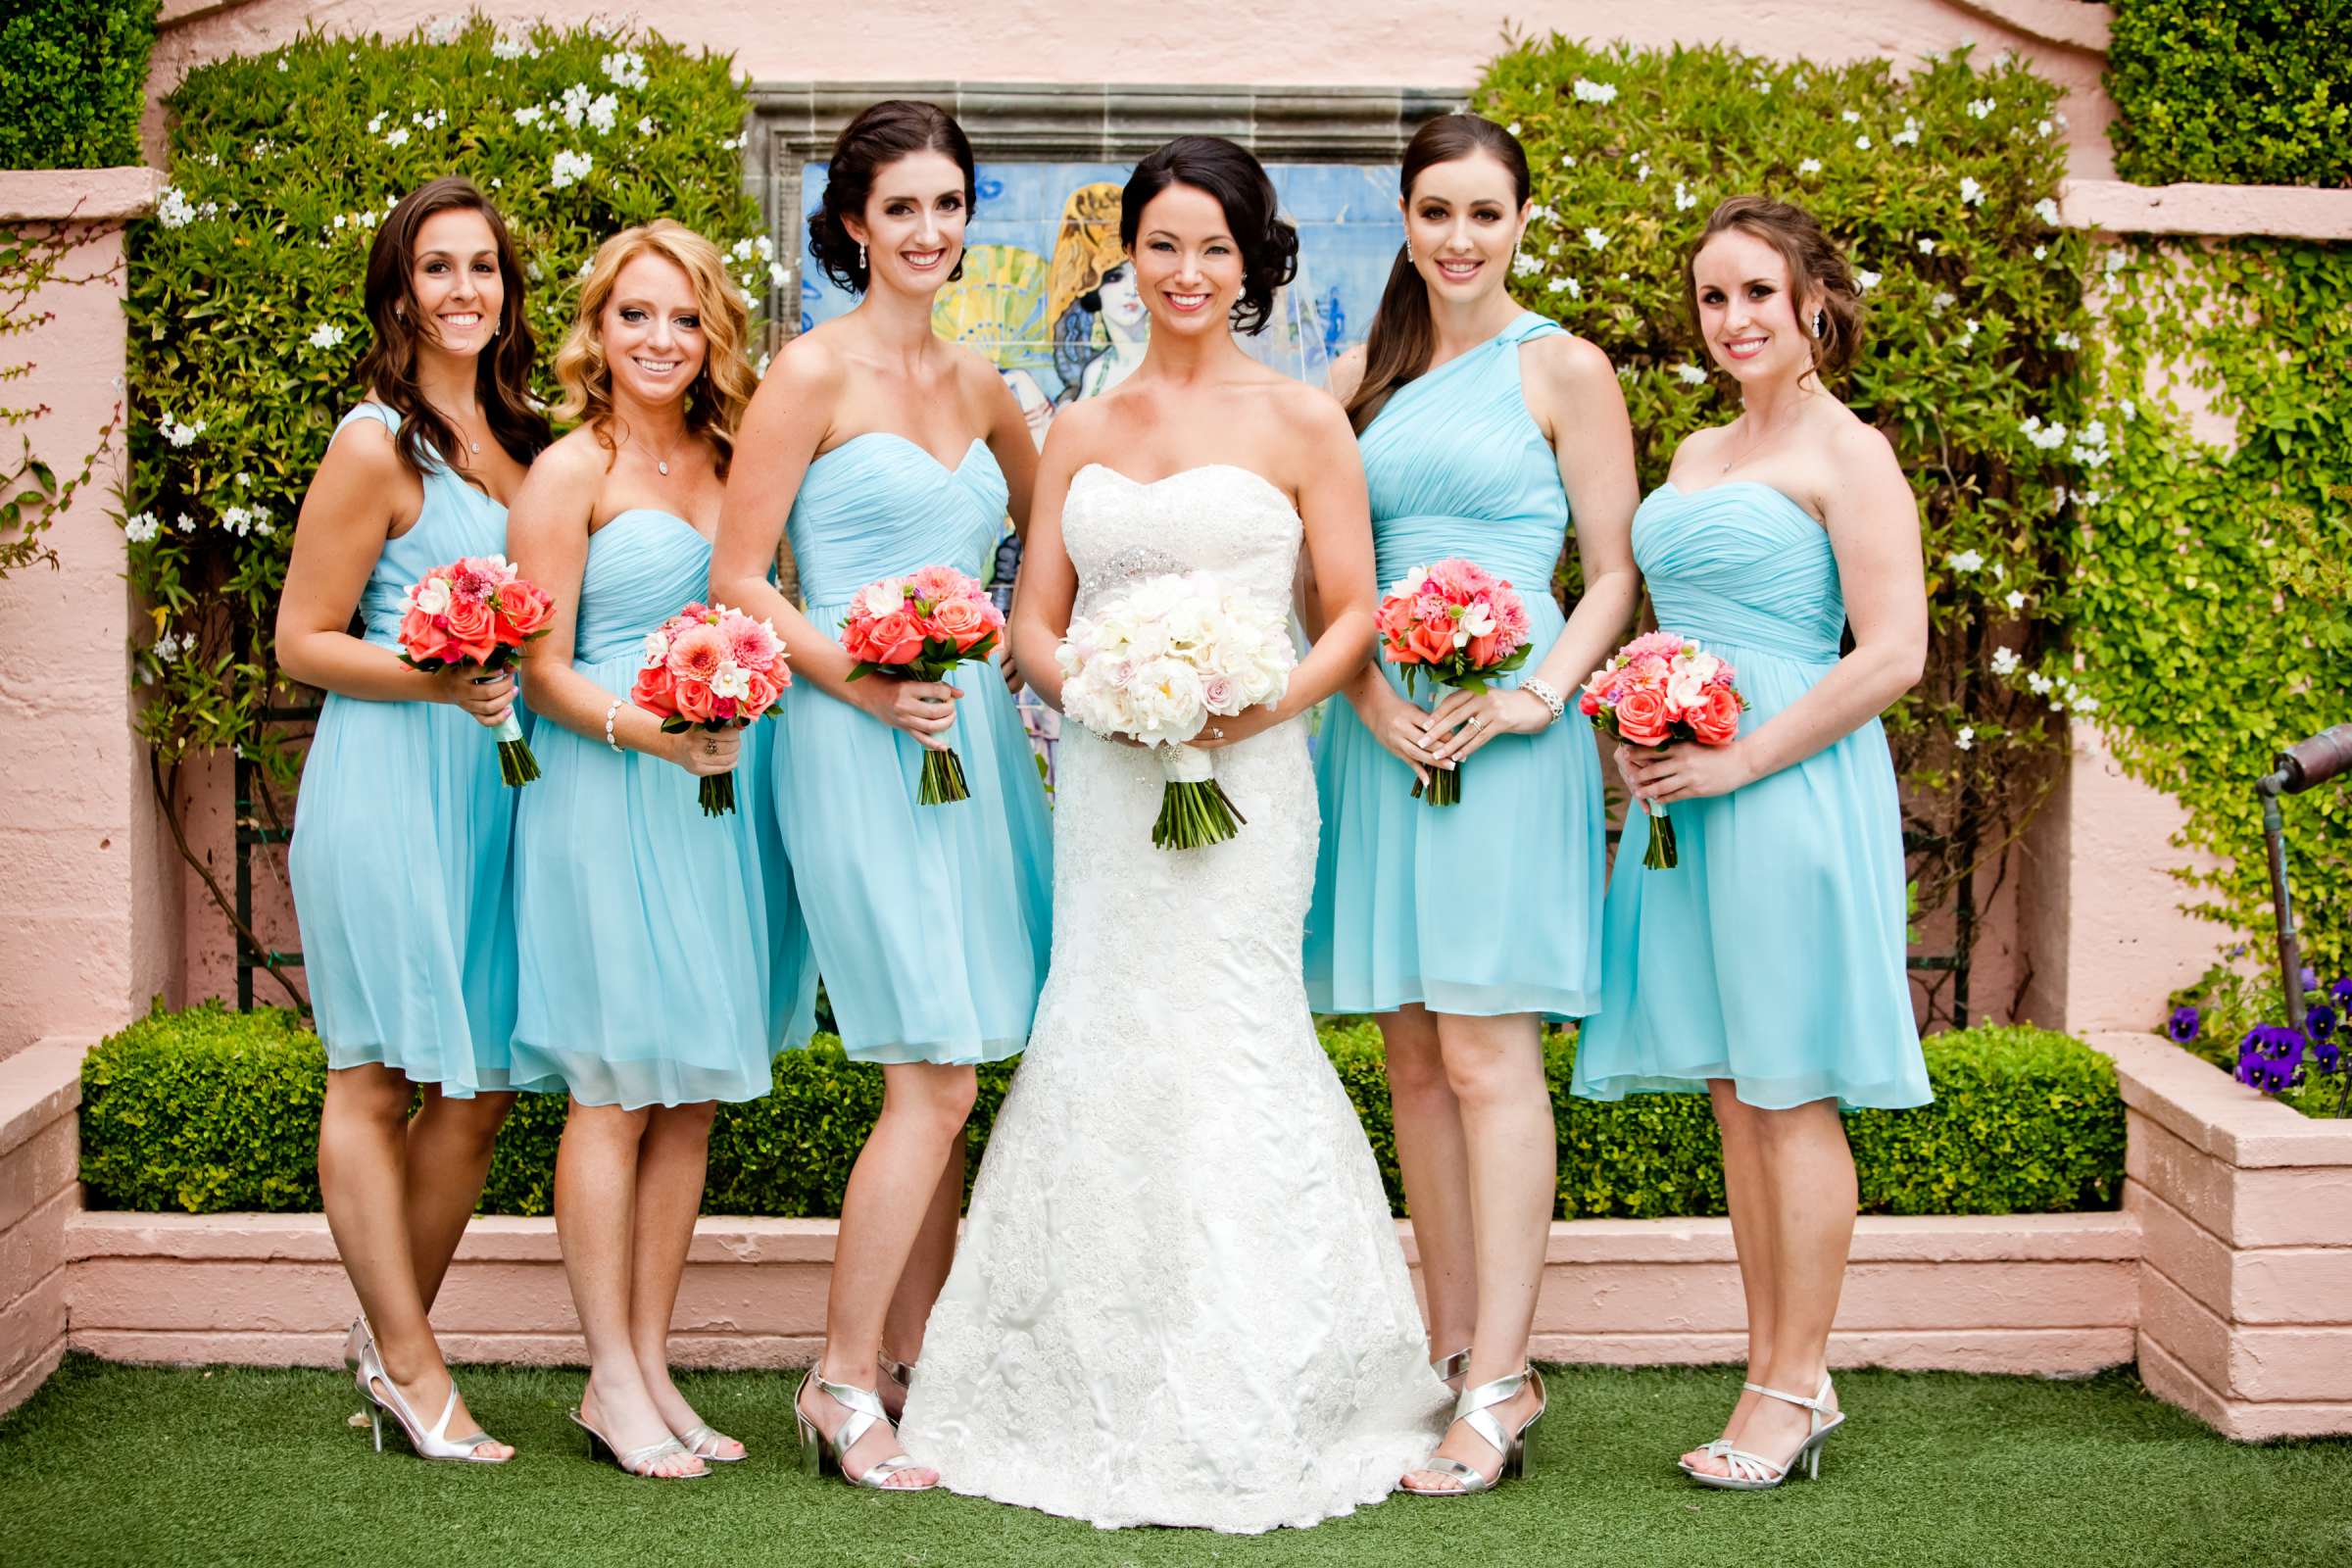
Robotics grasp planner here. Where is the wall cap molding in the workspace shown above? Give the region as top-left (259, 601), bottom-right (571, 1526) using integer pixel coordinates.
top-left (2061, 179), bottom-right (2352, 240)
top-left (0, 169), bottom-right (160, 224)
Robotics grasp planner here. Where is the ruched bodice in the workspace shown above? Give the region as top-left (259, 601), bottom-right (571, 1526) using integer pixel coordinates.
top-left (787, 433), bottom-right (1009, 612)
top-left (1637, 481), bottom-right (1844, 665)
top-left (574, 509), bottom-right (711, 665)
top-left (1361, 311), bottom-right (1570, 599)
top-left (349, 406), bottom-right (510, 647)
top-left (1305, 312), bottom-right (1607, 1021)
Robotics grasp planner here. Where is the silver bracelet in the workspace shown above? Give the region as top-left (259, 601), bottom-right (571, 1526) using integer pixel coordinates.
top-left (1522, 676), bottom-right (1566, 725)
top-left (604, 697), bottom-right (624, 753)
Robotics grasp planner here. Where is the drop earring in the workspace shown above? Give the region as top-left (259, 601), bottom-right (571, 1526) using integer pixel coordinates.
top-left (1811, 308), bottom-right (1826, 339)
top-left (858, 241), bottom-right (867, 272)
top-left (1405, 237), bottom-right (1414, 263)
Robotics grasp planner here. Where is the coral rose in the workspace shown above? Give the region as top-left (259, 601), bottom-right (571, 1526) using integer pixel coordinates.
top-left (865, 609), bottom-right (926, 666)
top-left (673, 676), bottom-right (718, 723)
top-left (741, 666), bottom-right (781, 715)
top-left (630, 662), bottom-right (677, 713)
top-left (400, 608), bottom-right (452, 663)
top-left (1691, 683), bottom-right (1743, 746)
top-left (1405, 617), bottom-right (1455, 663)
top-left (494, 580), bottom-right (555, 641)
top-left (931, 595), bottom-right (990, 650)
top-left (1614, 684), bottom-right (1671, 746)
top-left (440, 594), bottom-right (499, 662)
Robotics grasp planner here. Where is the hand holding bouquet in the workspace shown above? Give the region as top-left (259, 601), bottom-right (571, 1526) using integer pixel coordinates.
top-left (1581, 631), bottom-right (1746, 869)
top-left (1375, 558), bottom-right (1532, 807)
top-left (1056, 570), bottom-right (1295, 850)
top-left (840, 566), bottom-right (1005, 805)
top-left (629, 603), bottom-right (790, 817)
top-left (397, 553), bottom-right (556, 786)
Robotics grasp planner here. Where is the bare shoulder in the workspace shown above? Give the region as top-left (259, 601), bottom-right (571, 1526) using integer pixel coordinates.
top-left (766, 327), bottom-right (850, 398)
top-left (320, 406), bottom-right (403, 475)
top-left (1523, 329), bottom-right (1618, 394)
top-left (1327, 343), bottom-right (1369, 403)
top-left (1822, 404), bottom-right (1900, 479)
top-left (1264, 371), bottom-right (1351, 443)
top-left (524, 425), bottom-right (612, 493)
top-left (1039, 392), bottom-right (1112, 472)
top-left (1669, 421), bottom-right (1734, 474)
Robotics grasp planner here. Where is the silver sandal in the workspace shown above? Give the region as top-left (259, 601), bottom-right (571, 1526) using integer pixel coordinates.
top-left (1402, 1366), bottom-right (1547, 1495)
top-left (796, 1370), bottom-right (936, 1491)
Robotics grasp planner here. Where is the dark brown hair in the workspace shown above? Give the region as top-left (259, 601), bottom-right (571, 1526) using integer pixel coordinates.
top-left (1687, 195), bottom-right (1866, 382)
top-left (808, 100), bottom-right (975, 294)
top-left (1119, 136), bottom-right (1298, 336)
top-left (356, 176), bottom-right (548, 484)
top-left (1346, 115), bottom-right (1531, 433)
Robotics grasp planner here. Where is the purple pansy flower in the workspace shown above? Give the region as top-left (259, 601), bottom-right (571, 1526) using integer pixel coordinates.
top-left (2299, 966), bottom-right (2320, 995)
top-left (2167, 1004), bottom-right (2202, 1044)
top-left (2235, 1024), bottom-right (2308, 1096)
top-left (2307, 1002), bottom-right (2338, 1044)
top-left (2331, 976), bottom-right (2352, 1009)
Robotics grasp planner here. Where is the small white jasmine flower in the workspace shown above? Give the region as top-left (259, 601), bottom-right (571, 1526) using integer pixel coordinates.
top-left (1991, 646), bottom-right (2021, 676)
top-left (174, 512), bottom-right (196, 533)
top-left (2037, 119), bottom-right (2055, 138)
top-left (2034, 196), bottom-right (2061, 226)
top-left (768, 261), bottom-right (789, 287)
top-left (2053, 330), bottom-right (2081, 351)
top-left (1673, 181), bottom-right (1696, 212)
top-left (307, 321), bottom-right (346, 350)
top-left (2033, 243), bottom-right (2048, 261)
top-left (1571, 78), bottom-right (1617, 105)
top-left (1560, 153), bottom-right (1578, 169)
top-left (1854, 134), bottom-right (1872, 150)
top-left (1798, 158), bottom-right (1822, 175)
top-left (1505, 121), bottom-right (1521, 134)
top-left (425, 15), bottom-right (459, 44)
top-left (1931, 290), bottom-right (1955, 315)
top-left (1967, 97), bottom-right (1996, 120)
top-left (123, 511), bottom-right (161, 544)
top-left (1582, 225), bottom-right (1609, 251)
top-left (1840, 110), bottom-right (1861, 123)
top-left (551, 148), bottom-right (594, 189)
top-left (383, 126), bottom-right (410, 148)
top-left (2004, 589), bottom-right (2027, 612)
top-left (1918, 237), bottom-right (1936, 255)
top-left (156, 185), bottom-right (197, 228)
top-left (635, 116), bottom-right (655, 136)
top-left (602, 49), bottom-right (650, 91)
top-left (1955, 725), bottom-right (1975, 752)
top-left (1959, 175), bottom-right (1984, 207)
top-left (2072, 694), bottom-right (2100, 714)
top-left (585, 92), bottom-right (619, 134)
top-left (2027, 670), bottom-right (2055, 696)
top-left (1947, 549), bottom-right (1985, 574)
top-left (1854, 269), bottom-right (1881, 291)
top-left (276, 57), bottom-right (288, 72)
top-left (2104, 248), bottom-right (2128, 273)
top-left (513, 105), bottom-right (545, 126)
top-left (1511, 250), bottom-right (1544, 277)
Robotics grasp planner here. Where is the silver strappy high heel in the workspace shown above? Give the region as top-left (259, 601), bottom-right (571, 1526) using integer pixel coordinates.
top-left (877, 1350), bottom-right (917, 1420)
top-left (344, 1318), bottom-right (368, 1375)
top-left (1431, 1347), bottom-right (1471, 1388)
top-left (678, 1422), bottom-right (746, 1463)
top-left (1402, 1366), bottom-right (1547, 1495)
top-left (1678, 1371), bottom-right (1829, 1476)
top-left (1686, 1376), bottom-right (1843, 1490)
top-left (796, 1369), bottom-right (936, 1491)
top-left (355, 1335), bottom-right (510, 1463)
top-left (570, 1407), bottom-right (710, 1480)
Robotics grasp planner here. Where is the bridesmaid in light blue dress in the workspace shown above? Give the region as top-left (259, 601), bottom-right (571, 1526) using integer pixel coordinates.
top-left (1304, 116), bottom-right (1641, 1497)
top-left (505, 222), bottom-right (800, 1481)
top-left (279, 178), bottom-right (550, 1462)
top-left (1573, 198), bottom-right (1930, 1493)
top-left (710, 101), bottom-right (1050, 1492)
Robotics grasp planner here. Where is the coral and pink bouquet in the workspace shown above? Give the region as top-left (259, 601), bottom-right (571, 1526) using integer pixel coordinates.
top-left (841, 565), bottom-right (1004, 805)
top-left (1055, 570), bottom-right (1296, 851)
top-left (1375, 558), bottom-right (1533, 807)
top-left (1580, 630), bottom-right (1747, 869)
top-left (396, 553), bottom-right (556, 786)
top-left (629, 602), bottom-right (790, 817)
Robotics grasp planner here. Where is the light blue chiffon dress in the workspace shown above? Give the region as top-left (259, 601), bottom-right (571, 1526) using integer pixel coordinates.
top-left (773, 433), bottom-right (1053, 1064)
top-left (1571, 481), bottom-right (1930, 1110)
top-left (289, 404), bottom-right (544, 1097)
top-left (508, 510), bottom-right (808, 1107)
top-left (1305, 312), bottom-right (1607, 1020)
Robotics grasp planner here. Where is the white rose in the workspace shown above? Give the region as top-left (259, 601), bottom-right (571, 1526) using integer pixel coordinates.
top-left (415, 577), bottom-right (453, 616)
top-left (859, 579), bottom-right (906, 619)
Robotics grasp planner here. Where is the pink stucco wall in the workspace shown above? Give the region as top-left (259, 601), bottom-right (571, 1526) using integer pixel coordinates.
top-left (0, 170), bottom-right (181, 1059)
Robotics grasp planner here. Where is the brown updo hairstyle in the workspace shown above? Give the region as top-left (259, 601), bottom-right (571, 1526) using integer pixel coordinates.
top-left (1687, 195), bottom-right (1865, 382)
top-left (807, 100), bottom-right (976, 294)
top-left (356, 175), bottom-right (549, 484)
top-left (552, 220), bottom-right (758, 477)
top-left (1347, 114), bottom-right (1531, 433)
top-left (1118, 135), bottom-right (1299, 337)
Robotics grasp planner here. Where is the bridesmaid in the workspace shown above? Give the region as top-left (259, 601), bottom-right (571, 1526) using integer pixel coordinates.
top-left (505, 221), bottom-right (778, 1480)
top-left (1305, 114), bottom-right (1641, 1495)
top-left (710, 99), bottom-right (1051, 1491)
top-left (278, 176), bottom-right (552, 1461)
top-left (1571, 196), bottom-right (1931, 1490)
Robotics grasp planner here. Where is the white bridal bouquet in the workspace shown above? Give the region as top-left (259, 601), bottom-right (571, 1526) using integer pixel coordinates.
top-left (1056, 570), bottom-right (1296, 850)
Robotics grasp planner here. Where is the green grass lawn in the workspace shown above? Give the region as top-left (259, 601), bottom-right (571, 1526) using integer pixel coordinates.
top-left (2, 1356), bottom-right (2345, 1567)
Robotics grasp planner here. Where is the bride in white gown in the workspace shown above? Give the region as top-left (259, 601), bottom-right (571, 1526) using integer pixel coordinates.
top-left (897, 137), bottom-right (1449, 1532)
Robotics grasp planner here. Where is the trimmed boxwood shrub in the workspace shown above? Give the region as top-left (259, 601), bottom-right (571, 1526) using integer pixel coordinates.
top-left (81, 1003), bottom-right (2124, 1219)
top-left (2107, 0), bottom-right (2352, 187)
top-left (0, 0), bottom-right (159, 172)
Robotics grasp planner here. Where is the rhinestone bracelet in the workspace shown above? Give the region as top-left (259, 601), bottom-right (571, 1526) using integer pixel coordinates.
top-left (1522, 676), bottom-right (1565, 725)
top-left (604, 697), bottom-right (624, 753)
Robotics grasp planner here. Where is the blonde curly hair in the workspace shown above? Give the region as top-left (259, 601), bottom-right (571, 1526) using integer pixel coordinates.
top-left (554, 220), bottom-right (756, 476)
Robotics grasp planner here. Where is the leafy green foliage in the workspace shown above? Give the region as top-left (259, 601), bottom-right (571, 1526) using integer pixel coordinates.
top-left (2068, 240), bottom-right (2352, 978)
top-left (80, 1004), bottom-right (2122, 1218)
top-left (123, 18), bottom-right (764, 785)
top-left (2107, 0), bottom-right (2352, 187)
top-left (0, 0), bottom-right (159, 172)
top-left (1476, 39), bottom-right (2091, 1016)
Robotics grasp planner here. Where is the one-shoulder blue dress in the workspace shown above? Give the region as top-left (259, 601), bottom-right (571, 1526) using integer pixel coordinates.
top-left (289, 404), bottom-right (545, 1097)
top-left (1305, 312), bottom-right (1608, 1020)
top-left (510, 510), bottom-right (804, 1106)
top-left (1571, 481), bottom-right (1930, 1110)
top-left (772, 434), bottom-right (1053, 1064)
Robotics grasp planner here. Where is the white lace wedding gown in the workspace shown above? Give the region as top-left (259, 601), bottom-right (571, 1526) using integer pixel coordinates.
top-left (899, 464), bottom-right (1449, 1534)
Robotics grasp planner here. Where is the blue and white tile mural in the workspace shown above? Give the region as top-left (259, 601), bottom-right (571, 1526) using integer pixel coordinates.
top-left (800, 159), bottom-right (1406, 777)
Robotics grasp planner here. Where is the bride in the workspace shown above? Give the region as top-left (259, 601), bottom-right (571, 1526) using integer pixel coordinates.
top-left (897, 136), bottom-right (1450, 1532)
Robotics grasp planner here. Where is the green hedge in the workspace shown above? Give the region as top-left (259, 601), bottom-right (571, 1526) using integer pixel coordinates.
top-left (2108, 0), bottom-right (2352, 187)
top-left (81, 1003), bottom-right (2124, 1219)
top-left (0, 0), bottom-right (158, 171)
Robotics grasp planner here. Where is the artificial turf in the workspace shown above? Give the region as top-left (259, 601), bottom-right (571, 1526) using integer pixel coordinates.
top-left (1, 1356), bottom-right (2344, 1567)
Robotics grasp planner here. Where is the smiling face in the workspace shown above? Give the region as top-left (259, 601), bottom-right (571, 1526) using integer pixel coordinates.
top-left (408, 207), bottom-right (505, 358)
top-left (845, 148), bottom-right (968, 298)
top-left (599, 252), bottom-right (707, 412)
top-left (1127, 182), bottom-right (1245, 340)
top-left (1401, 151), bottom-right (1527, 303)
top-left (1690, 227), bottom-right (1820, 387)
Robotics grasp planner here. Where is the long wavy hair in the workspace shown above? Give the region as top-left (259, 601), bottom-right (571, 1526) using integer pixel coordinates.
top-left (1345, 116), bottom-right (1531, 433)
top-left (552, 220), bottom-right (756, 477)
top-left (1686, 196), bottom-right (1866, 384)
top-left (355, 176), bottom-right (548, 484)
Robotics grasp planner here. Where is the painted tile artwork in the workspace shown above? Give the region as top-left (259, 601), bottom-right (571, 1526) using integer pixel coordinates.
top-left (800, 159), bottom-right (1407, 779)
